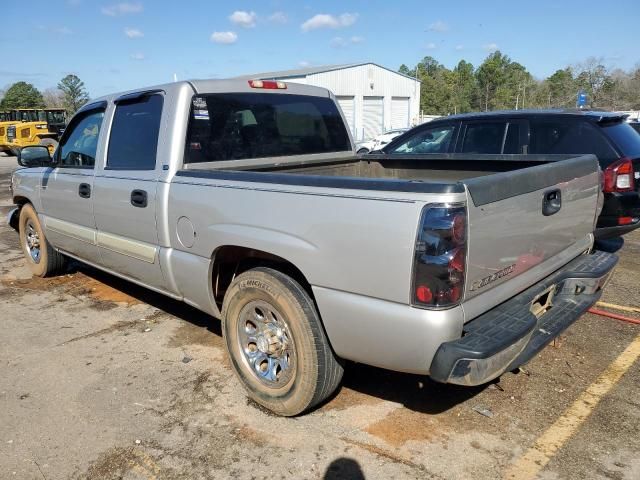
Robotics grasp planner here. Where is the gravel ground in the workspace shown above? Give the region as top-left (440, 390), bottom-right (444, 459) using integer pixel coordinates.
top-left (0, 153), bottom-right (638, 480)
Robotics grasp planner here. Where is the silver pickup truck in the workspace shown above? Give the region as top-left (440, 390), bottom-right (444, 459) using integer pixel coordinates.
top-left (8, 79), bottom-right (617, 416)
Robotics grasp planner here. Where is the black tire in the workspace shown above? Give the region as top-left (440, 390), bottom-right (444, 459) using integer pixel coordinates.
top-left (39, 138), bottom-right (58, 156)
top-left (356, 148), bottom-right (369, 154)
top-left (222, 267), bottom-right (343, 416)
top-left (18, 204), bottom-right (66, 277)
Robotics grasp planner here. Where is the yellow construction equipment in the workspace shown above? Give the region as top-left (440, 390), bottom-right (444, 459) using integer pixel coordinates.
top-left (6, 108), bottom-right (66, 155)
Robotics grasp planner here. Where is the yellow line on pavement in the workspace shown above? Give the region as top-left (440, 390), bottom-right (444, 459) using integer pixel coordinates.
top-left (503, 334), bottom-right (640, 480)
top-left (596, 301), bottom-right (640, 314)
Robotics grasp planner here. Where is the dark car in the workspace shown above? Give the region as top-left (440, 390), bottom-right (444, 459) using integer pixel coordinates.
top-left (377, 109), bottom-right (640, 239)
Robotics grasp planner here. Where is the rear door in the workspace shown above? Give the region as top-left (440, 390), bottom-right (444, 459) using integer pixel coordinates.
top-left (92, 92), bottom-right (166, 290)
top-left (462, 155), bottom-right (601, 316)
top-left (456, 119), bottom-right (527, 154)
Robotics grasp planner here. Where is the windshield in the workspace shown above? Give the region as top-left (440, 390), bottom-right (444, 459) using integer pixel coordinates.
top-left (17, 111), bottom-right (39, 122)
top-left (601, 122), bottom-right (640, 159)
top-left (184, 93), bottom-right (351, 163)
top-left (47, 111), bottom-right (66, 124)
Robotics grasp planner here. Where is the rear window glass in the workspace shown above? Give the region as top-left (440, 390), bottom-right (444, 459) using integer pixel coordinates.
top-left (107, 94), bottom-right (163, 170)
top-left (600, 122), bottom-right (640, 159)
top-left (184, 93), bottom-right (351, 163)
top-left (529, 119), bottom-right (618, 162)
top-left (461, 122), bottom-right (506, 154)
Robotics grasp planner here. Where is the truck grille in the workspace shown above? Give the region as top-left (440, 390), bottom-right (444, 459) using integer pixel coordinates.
top-left (7, 125), bottom-right (15, 141)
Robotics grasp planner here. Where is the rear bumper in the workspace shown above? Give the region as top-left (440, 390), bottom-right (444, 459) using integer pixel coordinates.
top-left (429, 250), bottom-right (618, 386)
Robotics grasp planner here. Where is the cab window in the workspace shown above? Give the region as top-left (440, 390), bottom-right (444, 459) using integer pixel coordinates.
top-left (461, 122), bottom-right (507, 154)
top-left (58, 109), bottom-right (104, 168)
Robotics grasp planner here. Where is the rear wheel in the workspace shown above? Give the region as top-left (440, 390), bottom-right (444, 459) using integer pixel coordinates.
top-left (222, 267), bottom-right (343, 416)
top-left (18, 204), bottom-right (66, 277)
top-left (39, 138), bottom-right (58, 156)
top-left (357, 148), bottom-right (370, 154)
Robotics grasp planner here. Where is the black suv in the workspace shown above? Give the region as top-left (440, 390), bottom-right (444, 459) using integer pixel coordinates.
top-left (378, 110), bottom-right (640, 239)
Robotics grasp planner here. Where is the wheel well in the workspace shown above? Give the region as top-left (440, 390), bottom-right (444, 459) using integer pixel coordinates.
top-left (13, 196), bottom-right (29, 206)
top-left (212, 245), bottom-right (313, 310)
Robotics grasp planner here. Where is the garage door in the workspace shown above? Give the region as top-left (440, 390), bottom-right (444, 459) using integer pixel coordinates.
top-left (362, 96), bottom-right (384, 141)
top-left (336, 96), bottom-right (355, 137)
top-left (391, 97), bottom-right (410, 129)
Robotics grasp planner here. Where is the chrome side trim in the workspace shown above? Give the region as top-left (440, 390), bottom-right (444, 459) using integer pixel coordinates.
top-left (96, 231), bottom-right (157, 263)
top-left (45, 217), bottom-right (96, 244)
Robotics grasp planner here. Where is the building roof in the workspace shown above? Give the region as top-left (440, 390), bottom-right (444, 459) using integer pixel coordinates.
top-left (235, 62), bottom-right (421, 82)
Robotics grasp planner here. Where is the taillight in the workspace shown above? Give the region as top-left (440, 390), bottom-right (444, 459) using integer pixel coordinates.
top-left (412, 204), bottom-right (467, 308)
top-left (603, 157), bottom-right (635, 193)
top-left (248, 80), bottom-right (287, 90)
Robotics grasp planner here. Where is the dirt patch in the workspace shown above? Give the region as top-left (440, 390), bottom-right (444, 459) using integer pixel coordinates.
top-left (57, 319), bottom-right (151, 346)
top-left (321, 386), bottom-right (383, 411)
top-left (166, 321), bottom-right (224, 349)
top-left (1, 271), bottom-right (141, 307)
top-left (365, 406), bottom-right (451, 448)
top-left (340, 437), bottom-right (428, 473)
top-left (81, 446), bottom-right (162, 480)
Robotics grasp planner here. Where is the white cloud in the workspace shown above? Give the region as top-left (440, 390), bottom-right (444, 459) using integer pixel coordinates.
top-left (268, 11), bottom-right (288, 24)
top-left (425, 42), bottom-right (437, 50)
top-left (211, 31), bottom-right (238, 45)
top-left (124, 28), bottom-right (143, 38)
top-left (483, 42), bottom-right (498, 51)
top-left (130, 52), bottom-right (144, 60)
top-left (101, 2), bottom-right (143, 16)
top-left (427, 20), bottom-right (449, 32)
top-left (301, 13), bottom-right (358, 32)
top-left (229, 10), bottom-right (257, 28)
top-left (455, 44), bottom-right (464, 50)
top-left (330, 36), bottom-right (365, 48)
top-left (298, 61), bottom-right (311, 68)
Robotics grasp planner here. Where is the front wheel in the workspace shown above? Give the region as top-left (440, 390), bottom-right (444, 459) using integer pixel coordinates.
top-left (18, 204), bottom-right (66, 277)
top-left (356, 148), bottom-right (370, 154)
top-left (222, 267), bottom-right (343, 416)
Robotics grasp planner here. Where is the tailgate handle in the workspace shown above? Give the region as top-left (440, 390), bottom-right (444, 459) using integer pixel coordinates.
top-left (542, 189), bottom-right (562, 216)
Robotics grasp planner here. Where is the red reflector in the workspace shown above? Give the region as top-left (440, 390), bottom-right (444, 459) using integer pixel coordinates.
top-left (452, 214), bottom-right (466, 243)
top-left (618, 216), bottom-right (634, 225)
top-left (416, 285), bottom-right (433, 303)
top-left (449, 248), bottom-right (465, 272)
top-left (248, 80), bottom-right (287, 89)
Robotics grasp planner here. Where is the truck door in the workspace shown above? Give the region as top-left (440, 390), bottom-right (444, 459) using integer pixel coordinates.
top-left (92, 92), bottom-right (167, 290)
top-left (39, 103), bottom-right (106, 263)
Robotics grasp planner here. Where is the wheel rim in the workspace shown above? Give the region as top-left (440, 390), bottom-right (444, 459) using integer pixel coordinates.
top-left (24, 220), bottom-right (41, 264)
top-left (236, 300), bottom-right (295, 388)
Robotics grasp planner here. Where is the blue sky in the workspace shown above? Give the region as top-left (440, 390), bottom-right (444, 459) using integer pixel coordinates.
top-left (2, 0), bottom-right (639, 98)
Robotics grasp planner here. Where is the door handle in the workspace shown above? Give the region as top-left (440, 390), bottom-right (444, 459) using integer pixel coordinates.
top-left (78, 183), bottom-right (91, 199)
top-left (542, 189), bottom-right (562, 216)
top-left (130, 189), bottom-right (148, 208)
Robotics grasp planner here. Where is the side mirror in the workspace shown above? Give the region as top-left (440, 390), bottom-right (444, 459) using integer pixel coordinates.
top-left (17, 146), bottom-right (52, 167)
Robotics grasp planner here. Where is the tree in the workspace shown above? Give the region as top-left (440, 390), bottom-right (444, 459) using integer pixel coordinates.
top-left (545, 68), bottom-right (576, 107)
top-left (57, 74), bottom-right (89, 115)
top-left (0, 81), bottom-right (45, 109)
top-left (43, 88), bottom-right (65, 108)
top-left (574, 57), bottom-right (614, 108)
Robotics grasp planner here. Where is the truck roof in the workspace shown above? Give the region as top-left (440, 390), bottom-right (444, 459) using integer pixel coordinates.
top-left (88, 78), bottom-right (333, 106)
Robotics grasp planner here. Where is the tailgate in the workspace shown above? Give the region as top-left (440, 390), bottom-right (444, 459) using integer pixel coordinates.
top-left (462, 154), bottom-right (600, 309)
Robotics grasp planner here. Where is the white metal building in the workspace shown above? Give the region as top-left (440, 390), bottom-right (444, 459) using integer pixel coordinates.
top-left (238, 63), bottom-right (421, 141)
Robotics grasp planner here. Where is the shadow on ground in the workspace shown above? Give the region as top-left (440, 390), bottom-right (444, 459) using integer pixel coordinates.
top-left (59, 260), bottom-right (486, 415)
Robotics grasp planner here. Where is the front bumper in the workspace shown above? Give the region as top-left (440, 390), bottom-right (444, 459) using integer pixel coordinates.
top-left (430, 250), bottom-right (618, 386)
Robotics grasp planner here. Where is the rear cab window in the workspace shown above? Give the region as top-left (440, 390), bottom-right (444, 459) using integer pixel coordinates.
top-left (184, 93), bottom-right (351, 163)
